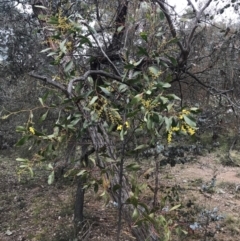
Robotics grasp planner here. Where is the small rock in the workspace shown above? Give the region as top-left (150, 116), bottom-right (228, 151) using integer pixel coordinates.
top-left (201, 184), bottom-right (208, 191)
top-left (189, 222), bottom-right (200, 230)
top-left (217, 188), bottom-right (225, 194)
top-left (212, 142), bottom-right (220, 147)
top-left (112, 201), bottom-right (118, 207)
top-left (213, 207), bottom-right (218, 213)
top-left (17, 236), bottom-right (26, 241)
top-left (5, 230), bottom-right (13, 236)
top-left (162, 206), bottom-right (169, 212)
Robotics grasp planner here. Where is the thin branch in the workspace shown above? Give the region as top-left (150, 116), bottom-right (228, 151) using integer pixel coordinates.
top-left (186, 0), bottom-right (197, 13)
top-left (198, 0), bottom-right (212, 15)
top-left (29, 71), bottom-right (68, 95)
top-left (156, 0), bottom-right (184, 53)
top-left (94, 0), bottom-right (108, 48)
top-left (178, 78), bottom-right (183, 107)
top-left (67, 70), bottom-right (122, 95)
top-left (186, 0), bottom-right (213, 49)
top-left (77, 20), bottom-right (121, 77)
top-left (185, 71), bottom-right (211, 89)
top-left (117, 126), bottom-right (127, 241)
top-left (184, 71), bottom-right (240, 111)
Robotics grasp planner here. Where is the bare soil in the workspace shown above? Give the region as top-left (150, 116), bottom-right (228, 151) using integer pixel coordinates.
top-left (1, 151), bottom-right (240, 241)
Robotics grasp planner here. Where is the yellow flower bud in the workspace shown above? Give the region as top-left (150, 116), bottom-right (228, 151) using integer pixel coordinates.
top-left (117, 125), bottom-right (123, 131)
top-left (179, 114), bottom-right (183, 120)
top-left (182, 109), bottom-right (190, 115)
top-left (167, 131), bottom-right (172, 143)
top-left (125, 121), bottom-right (130, 128)
top-left (29, 127), bottom-right (35, 135)
top-left (187, 127), bottom-right (195, 135)
top-left (171, 127), bottom-right (180, 132)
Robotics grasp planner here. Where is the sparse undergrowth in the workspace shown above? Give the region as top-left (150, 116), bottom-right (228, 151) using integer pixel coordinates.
top-left (1, 141), bottom-right (240, 241)
top-left (0, 153), bottom-right (133, 241)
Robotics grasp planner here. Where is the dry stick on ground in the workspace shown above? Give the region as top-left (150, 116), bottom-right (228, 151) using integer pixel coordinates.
top-left (77, 220), bottom-right (93, 241)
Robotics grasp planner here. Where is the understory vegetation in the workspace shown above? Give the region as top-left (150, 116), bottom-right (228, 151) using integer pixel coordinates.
top-left (1, 134), bottom-right (240, 240)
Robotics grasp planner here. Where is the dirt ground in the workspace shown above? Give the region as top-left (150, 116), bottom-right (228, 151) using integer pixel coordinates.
top-left (1, 150), bottom-right (240, 241)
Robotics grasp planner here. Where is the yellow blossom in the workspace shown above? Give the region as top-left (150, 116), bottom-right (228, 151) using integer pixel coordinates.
top-left (142, 99), bottom-right (151, 109)
top-left (171, 127), bottom-right (180, 132)
top-left (117, 125), bottom-right (123, 131)
top-left (182, 109), bottom-right (190, 115)
top-left (181, 125), bottom-right (187, 133)
top-left (187, 126), bottom-right (195, 135)
top-left (179, 114), bottom-right (184, 120)
top-left (167, 131), bottom-right (172, 143)
top-left (29, 127), bottom-right (35, 135)
top-left (66, 41), bottom-right (73, 51)
top-left (125, 121), bottom-right (130, 128)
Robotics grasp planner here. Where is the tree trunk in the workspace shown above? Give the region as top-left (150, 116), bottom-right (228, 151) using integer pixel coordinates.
top-left (74, 134), bottom-right (93, 226)
top-left (74, 176), bottom-right (85, 225)
top-left (86, 121), bottom-right (156, 240)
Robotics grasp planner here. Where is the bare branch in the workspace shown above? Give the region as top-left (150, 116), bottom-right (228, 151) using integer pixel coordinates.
top-left (29, 69), bottom-right (123, 98)
top-left (186, 0), bottom-right (197, 13)
top-left (155, 0), bottom-right (185, 53)
top-left (185, 71), bottom-right (238, 110)
top-left (185, 70), bottom-right (213, 89)
top-left (186, 0), bottom-right (213, 49)
top-left (29, 71), bottom-right (68, 95)
top-left (199, 0), bottom-right (212, 15)
top-left (67, 70), bottom-right (122, 95)
top-left (81, 21), bottom-right (121, 76)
